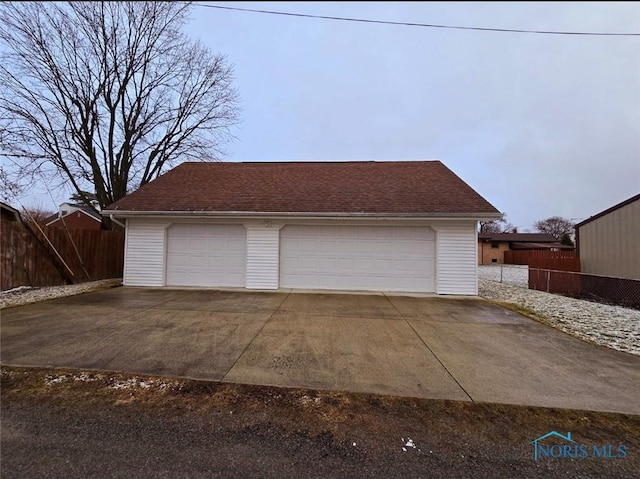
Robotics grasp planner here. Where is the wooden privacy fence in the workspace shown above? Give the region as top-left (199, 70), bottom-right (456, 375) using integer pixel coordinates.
top-left (504, 249), bottom-right (577, 265)
top-left (528, 269), bottom-right (582, 296)
top-left (528, 256), bottom-right (581, 273)
top-left (527, 256), bottom-right (581, 295)
top-left (1, 220), bottom-right (124, 290)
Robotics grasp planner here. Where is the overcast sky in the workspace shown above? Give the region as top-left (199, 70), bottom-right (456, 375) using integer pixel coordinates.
top-left (17, 2), bottom-right (640, 231)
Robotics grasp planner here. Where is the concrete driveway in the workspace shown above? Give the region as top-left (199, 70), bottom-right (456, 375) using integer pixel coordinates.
top-left (2, 287), bottom-right (640, 414)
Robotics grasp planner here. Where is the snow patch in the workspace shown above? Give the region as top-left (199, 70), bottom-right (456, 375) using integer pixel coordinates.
top-left (299, 395), bottom-right (321, 406)
top-left (401, 437), bottom-right (417, 452)
top-left (479, 279), bottom-right (640, 356)
top-left (1, 279), bottom-right (121, 308)
top-left (478, 265), bottom-right (528, 287)
top-left (109, 378), bottom-right (152, 390)
top-left (45, 375), bottom-right (69, 385)
top-left (0, 286), bottom-right (34, 296)
top-left (45, 372), bottom-right (105, 385)
top-left (107, 377), bottom-right (176, 390)
top-left (42, 371), bottom-right (178, 391)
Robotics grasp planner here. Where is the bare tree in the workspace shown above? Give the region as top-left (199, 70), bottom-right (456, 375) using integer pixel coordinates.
top-left (0, 2), bottom-right (239, 212)
top-left (0, 165), bottom-right (22, 202)
top-left (21, 206), bottom-right (55, 228)
top-left (534, 216), bottom-right (575, 240)
top-left (479, 213), bottom-right (516, 234)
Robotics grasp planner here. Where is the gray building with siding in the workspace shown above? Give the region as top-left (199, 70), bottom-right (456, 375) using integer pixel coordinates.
top-left (576, 194), bottom-right (640, 280)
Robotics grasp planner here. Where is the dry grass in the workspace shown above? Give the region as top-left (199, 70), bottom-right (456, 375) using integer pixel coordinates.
top-left (3, 365), bottom-right (639, 452)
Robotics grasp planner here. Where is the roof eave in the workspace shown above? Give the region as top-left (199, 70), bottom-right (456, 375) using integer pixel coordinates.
top-left (575, 193), bottom-right (640, 228)
top-left (103, 210), bottom-right (501, 221)
top-left (47, 209), bottom-right (102, 226)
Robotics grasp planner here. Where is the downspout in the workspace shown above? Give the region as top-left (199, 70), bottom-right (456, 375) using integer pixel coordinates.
top-left (109, 214), bottom-right (126, 228)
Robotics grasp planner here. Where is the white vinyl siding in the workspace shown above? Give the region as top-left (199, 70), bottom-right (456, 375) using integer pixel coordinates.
top-left (434, 222), bottom-right (478, 295)
top-left (123, 220), bottom-right (168, 287)
top-left (280, 225), bottom-right (435, 292)
top-left (121, 218), bottom-right (481, 296)
top-left (166, 224), bottom-right (246, 287)
top-left (245, 226), bottom-right (281, 289)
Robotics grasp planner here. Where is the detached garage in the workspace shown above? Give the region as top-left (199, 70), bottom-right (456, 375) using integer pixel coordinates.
top-left (104, 161), bottom-right (499, 295)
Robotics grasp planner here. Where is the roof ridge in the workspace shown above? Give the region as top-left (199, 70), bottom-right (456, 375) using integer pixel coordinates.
top-left (178, 160), bottom-right (444, 165)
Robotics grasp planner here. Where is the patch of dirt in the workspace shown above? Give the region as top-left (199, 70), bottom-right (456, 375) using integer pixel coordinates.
top-left (2, 365), bottom-right (639, 478)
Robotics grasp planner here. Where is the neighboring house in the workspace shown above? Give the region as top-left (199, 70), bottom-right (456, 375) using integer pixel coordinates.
top-left (1, 202), bottom-right (21, 223)
top-left (45, 203), bottom-right (102, 230)
top-left (104, 161), bottom-right (500, 295)
top-left (478, 233), bottom-right (572, 264)
top-left (575, 193), bottom-right (640, 280)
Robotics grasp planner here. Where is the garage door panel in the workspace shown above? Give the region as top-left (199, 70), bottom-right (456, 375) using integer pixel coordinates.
top-left (338, 258), bottom-right (356, 270)
top-left (281, 225), bottom-right (435, 292)
top-left (188, 255), bottom-right (207, 267)
top-left (166, 224), bottom-right (246, 287)
top-left (170, 238), bottom-right (188, 250)
top-left (318, 257), bottom-right (337, 269)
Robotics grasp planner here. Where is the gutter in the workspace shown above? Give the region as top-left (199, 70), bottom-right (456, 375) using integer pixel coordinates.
top-left (109, 214), bottom-right (126, 228)
top-left (102, 210), bottom-right (502, 221)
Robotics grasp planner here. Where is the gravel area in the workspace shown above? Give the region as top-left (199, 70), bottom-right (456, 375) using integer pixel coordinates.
top-left (0, 279), bottom-right (122, 309)
top-left (480, 279), bottom-right (640, 356)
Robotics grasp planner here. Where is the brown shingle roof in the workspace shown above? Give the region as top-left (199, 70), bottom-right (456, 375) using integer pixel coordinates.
top-left (105, 161), bottom-right (499, 216)
top-left (478, 233), bottom-right (559, 242)
top-left (510, 242), bottom-right (574, 250)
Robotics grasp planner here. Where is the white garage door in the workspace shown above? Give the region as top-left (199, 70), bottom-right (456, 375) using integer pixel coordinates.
top-left (280, 225), bottom-right (435, 292)
top-left (166, 224), bottom-right (246, 287)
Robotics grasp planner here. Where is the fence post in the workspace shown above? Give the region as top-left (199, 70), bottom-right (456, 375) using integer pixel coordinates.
top-left (546, 270), bottom-right (550, 292)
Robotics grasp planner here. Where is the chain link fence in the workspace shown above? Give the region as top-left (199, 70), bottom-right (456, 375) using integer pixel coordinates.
top-left (478, 265), bottom-right (528, 287)
top-left (579, 274), bottom-right (640, 309)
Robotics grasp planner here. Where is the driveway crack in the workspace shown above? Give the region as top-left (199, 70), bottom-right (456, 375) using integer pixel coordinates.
top-left (220, 291), bottom-right (291, 381)
top-left (383, 293), bottom-right (474, 402)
